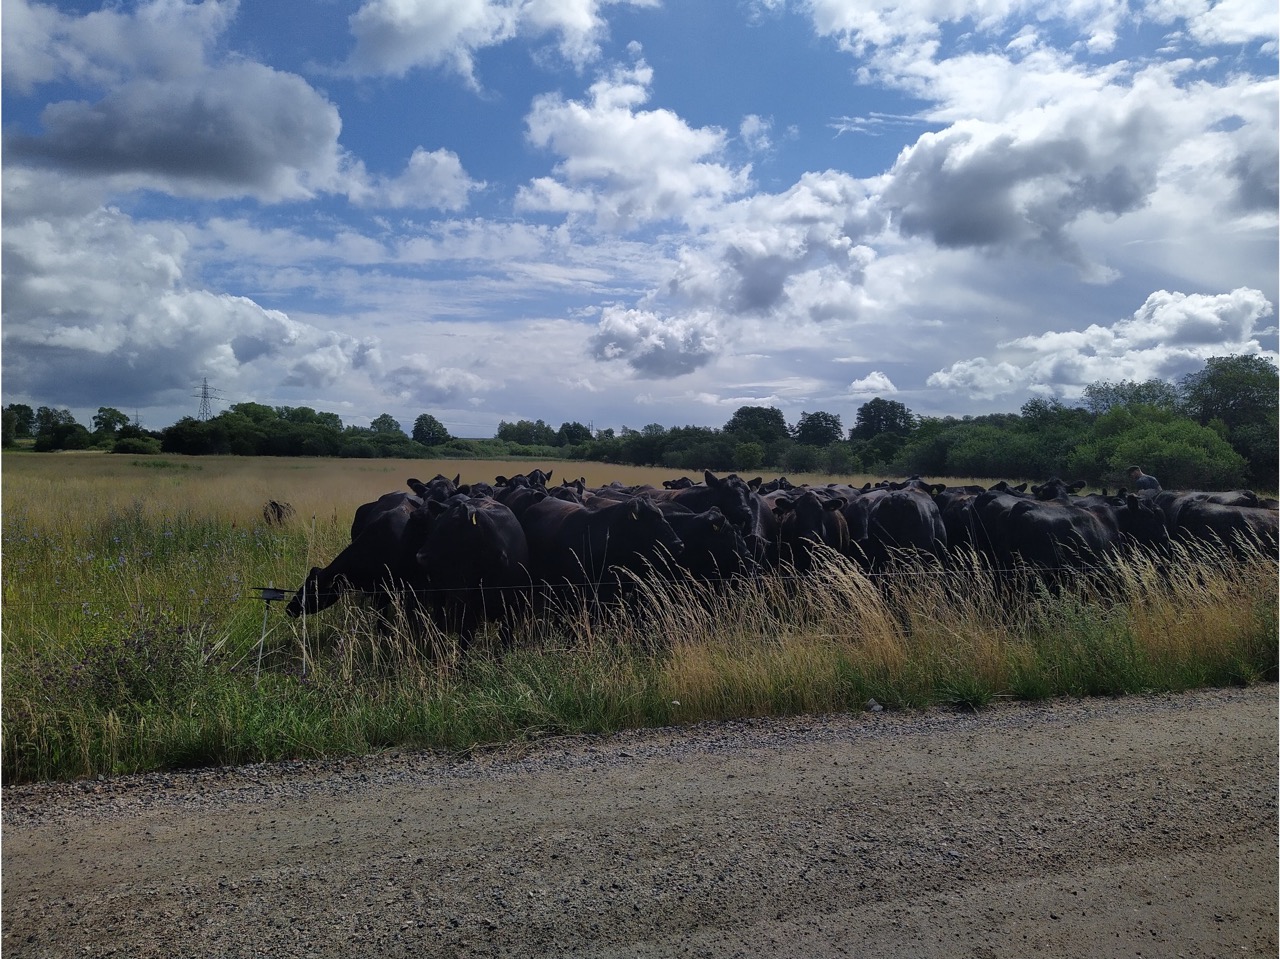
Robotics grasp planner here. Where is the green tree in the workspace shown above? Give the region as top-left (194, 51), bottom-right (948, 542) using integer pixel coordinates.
top-left (850, 397), bottom-right (915, 440)
top-left (92, 406), bottom-right (130, 435)
top-left (723, 405), bottom-right (790, 447)
top-left (412, 413), bottom-right (452, 447)
top-left (496, 419), bottom-right (556, 446)
top-left (1081, 379), bottom-right (1180, 414)
top-left (792, 410), bottom-right (843, 446)
top-left (733, 442), bottom-right (765, 471)
top-left (2, 408), bottom-right (18, 447)
top-left (226, 402), bottom-right (278, 425)
top-left (33, 421), bottom-right (93, 451)
top-left (369, 413), bottom-right (404, 435)
top-left (1068, 406), bottom-right (1247, 489)
top-left (34, 406), bottom-right (77, 436)
top-left (5, 404), bottom-right (34, 437)
top-left (1178, 355), bottom-right (1278, 485)
top-left (556, 421), bottom-right (594, 446)
top-left (1179, 355), bottom-right (1278, 430)
top-left (275, 406), bottom-right (344, 431)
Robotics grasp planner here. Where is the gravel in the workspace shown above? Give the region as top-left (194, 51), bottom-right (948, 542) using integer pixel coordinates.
top-left (3, 684), bottom-right (1277, 958)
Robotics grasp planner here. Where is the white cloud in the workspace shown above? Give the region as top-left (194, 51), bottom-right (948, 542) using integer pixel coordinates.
top-left (847, 371), bottom-right (899, 395)
top-left (344, 0), bottom-right (659, 81)
top-left (3, 1), bottom-right (481, 208)
top-left (347, 147), bottom-right (483, 211)
top-left (0, 181), bottom-right (375, 410)
top-left (589, 306), bottom-right (720, 377)
top-left (927, 288), bottom-right (1277, 400)
top-left (1181, 0), bottom-right (1280, 48)
top-left (345, 0), bottom-right (518, 82)
top-left (739, 114), bottom-right (774, 153)
top-left (1, 0), bottom-right (236, 93)
top-left (516, 60), bottom-right (752, 230)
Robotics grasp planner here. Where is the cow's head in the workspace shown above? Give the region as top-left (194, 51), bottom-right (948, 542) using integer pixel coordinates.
top-left (286, 567), bottom-right (345, 618)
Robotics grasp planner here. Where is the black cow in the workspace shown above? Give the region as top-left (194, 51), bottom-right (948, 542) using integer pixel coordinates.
top-left (519, 494), bottom-right (683, 603)
top-left (407, 474), bottom-right (460, 501)
top-left (845, 486), bottom-right (947, 570)
top-left (931, 485), bottom-right (989, 554)
top-left (656, 503), bottom-right (756, 583)
top-left (1005, 497), bottom-right (1119, 574)
top-left (967, 488), bottom-right (1032, 571)
top-left (350, 490), bottom-right (423, 542)
top-left (649, 471), bottom-right (756, 534)
top-left (288, 497), bottom-right (429, 619)
top-left (1170, 499), bottom-right (1279, 555)
top-left (415, 497), bottom-right (532, 647)
top-left (773, 489), bottom-right (850, 573)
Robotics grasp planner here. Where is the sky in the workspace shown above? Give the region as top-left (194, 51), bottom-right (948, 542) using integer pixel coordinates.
top-left (2, 0), bottom-right (1277, 439)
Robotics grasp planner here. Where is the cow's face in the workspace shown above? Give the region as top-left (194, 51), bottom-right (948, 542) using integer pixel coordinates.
top-left (286, 567), bottom-right (344, 617)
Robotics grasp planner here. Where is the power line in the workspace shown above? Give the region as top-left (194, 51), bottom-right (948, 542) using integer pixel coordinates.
top-left (192, 378), bottom-right (229, 421)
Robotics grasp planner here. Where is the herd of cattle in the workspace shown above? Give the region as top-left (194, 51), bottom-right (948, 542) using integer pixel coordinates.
top-left (284, 469), bottom-right (1279, 644)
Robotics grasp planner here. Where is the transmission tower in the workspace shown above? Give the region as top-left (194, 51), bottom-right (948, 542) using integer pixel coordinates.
top-left (193, 378), bottom-right (227, 421)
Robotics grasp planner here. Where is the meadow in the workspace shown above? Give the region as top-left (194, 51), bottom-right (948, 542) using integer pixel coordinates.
top-left (3, 452), bottom-right (1276, 784)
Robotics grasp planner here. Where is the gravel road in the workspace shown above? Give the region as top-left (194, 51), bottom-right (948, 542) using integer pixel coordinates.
top-left (3, 684), bottom-right (1276, 959)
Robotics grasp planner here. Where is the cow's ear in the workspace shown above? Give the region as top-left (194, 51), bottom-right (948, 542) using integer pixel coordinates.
top-left (1071, 480), bottom-right (1086, 493)
top-left (930, 483), bottom-right (946, 496)
top-left (704, 470), bottom-right (720, 487)
top-left (824, 497), bottom-right (843, 510)
top-left (495, 476), bottom-right (509, 486)
top-left (748, 477), bottom-right (763, 489)
top-left (773, 499), bottom-right (795, 516)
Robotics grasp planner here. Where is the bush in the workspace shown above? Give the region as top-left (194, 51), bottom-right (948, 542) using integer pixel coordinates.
top-left (112, 437), bottom-right (163, 455)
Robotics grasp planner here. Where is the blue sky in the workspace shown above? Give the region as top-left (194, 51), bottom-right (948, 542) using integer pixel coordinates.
top-left (3, 0), bottom-right (1277, 438)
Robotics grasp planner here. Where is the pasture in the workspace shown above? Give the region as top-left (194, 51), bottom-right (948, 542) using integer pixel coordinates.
top-left (2, 452), bottom-right (1276, 784)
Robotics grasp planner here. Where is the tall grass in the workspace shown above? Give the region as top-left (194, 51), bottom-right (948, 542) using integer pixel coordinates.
top-left (3, 453), bottom-right (1276, 784)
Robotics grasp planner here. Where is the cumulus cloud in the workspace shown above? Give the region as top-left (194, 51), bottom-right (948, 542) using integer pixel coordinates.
top-left (847, 371), bottom-right (898, 395)
top-left (1180, 0), bottom-right (1280, 48)
top-left (2, 0), bottom-right (236, 93)
top-left (347, 147), bottom-right (483, 211)
top-left (0, 180), bottom-right (376, 410)
top-left (516, 59), bottom-right (751, 230)
top-left (6, 61), bottom-right (346, 201)
top-left (344, 0), bottom-right (658, 81)
top-left (669, 171), bottom-right (883, 313)
top-left (927, 288), bottom-right (1277, 400)
top-left (4, 0), bottom-right (480, 208)
top-left (805, 0), bottom-right (1130, 62)
top-left (589, 306), bottom-right (719, 377)
top-left (384, 355), bottom-right (492, 405)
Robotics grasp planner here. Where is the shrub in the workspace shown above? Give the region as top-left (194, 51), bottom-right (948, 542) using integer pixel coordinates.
top-left (112, 437), bottom-right (163, 454)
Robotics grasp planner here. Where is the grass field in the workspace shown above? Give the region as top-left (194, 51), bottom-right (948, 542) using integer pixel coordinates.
top-left (3, 451), bottom-right (1276, 784)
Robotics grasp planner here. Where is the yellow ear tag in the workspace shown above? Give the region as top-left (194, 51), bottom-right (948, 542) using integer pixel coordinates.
top-left (470, 512), bottom-right (478, 525)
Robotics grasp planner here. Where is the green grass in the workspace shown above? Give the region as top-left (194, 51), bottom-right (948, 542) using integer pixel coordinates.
top-left (3, 454), bottom-right (1277, 784)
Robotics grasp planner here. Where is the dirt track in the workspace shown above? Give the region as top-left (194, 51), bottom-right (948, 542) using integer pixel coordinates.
top-left (3, 684), bottom-right (1277, 958)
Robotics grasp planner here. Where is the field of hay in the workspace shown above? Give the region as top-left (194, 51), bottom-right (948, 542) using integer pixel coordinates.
top-left (3, 451), bottom-right (1275, 784)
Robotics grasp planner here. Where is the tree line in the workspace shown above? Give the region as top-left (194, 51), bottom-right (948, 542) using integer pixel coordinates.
top-left (3, 355), bottom-right (1275, 490)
